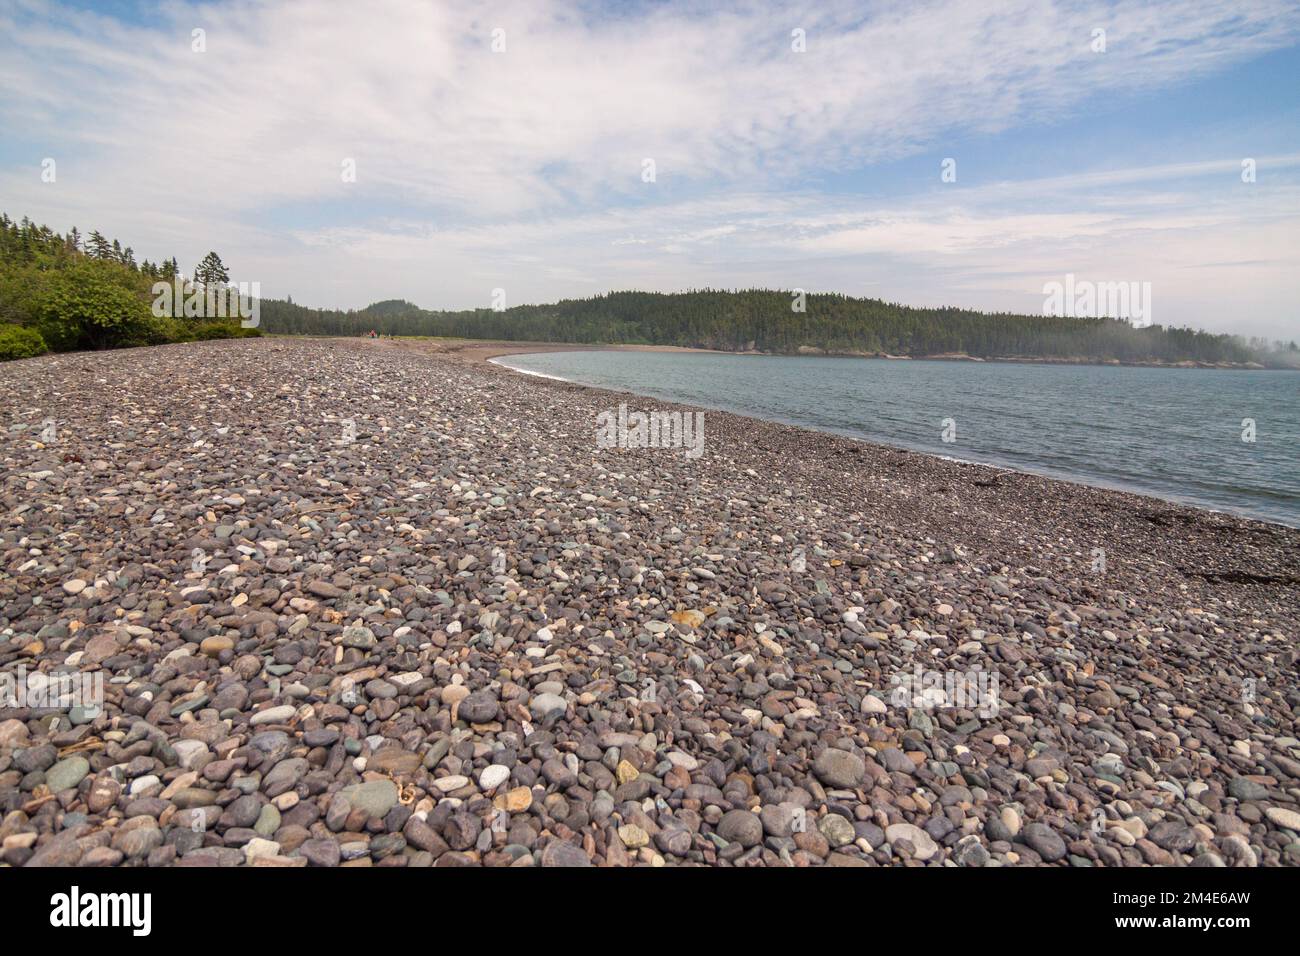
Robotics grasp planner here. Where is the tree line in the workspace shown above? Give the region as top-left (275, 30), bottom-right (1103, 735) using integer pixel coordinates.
top-left (4, 211), bottom-right (1294, 368)
top-left (259, 289), bottom-right (1299, 368)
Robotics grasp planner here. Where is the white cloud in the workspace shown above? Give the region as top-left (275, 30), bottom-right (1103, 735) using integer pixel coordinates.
top-left (1, 0), bottom-right (1297, 336)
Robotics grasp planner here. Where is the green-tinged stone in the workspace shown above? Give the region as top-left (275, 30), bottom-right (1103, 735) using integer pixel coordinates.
top-left (342, 779), bottom-right (399, 818)
top-left (255, 804), bottom-right (281, 837)
top-left (46, 756), bottom-right (90, 792)
top-left (171, 695), bottom-right (209, 716)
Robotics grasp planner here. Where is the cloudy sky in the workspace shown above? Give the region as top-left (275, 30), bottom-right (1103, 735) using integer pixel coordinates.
top-left (2, 0), bottom-right (1298, 337)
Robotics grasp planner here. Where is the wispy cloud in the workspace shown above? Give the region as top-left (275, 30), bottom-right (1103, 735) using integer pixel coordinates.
top-left (1, 0), bottom-right (1297, 335)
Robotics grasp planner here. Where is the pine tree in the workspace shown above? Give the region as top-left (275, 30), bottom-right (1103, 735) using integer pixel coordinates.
top-left (87, 230), bottom-right (112, 259)
top-left (193, 251), bottom-right (229, 287)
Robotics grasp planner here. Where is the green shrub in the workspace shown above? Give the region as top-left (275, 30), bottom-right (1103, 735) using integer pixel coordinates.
top-left (136, 317), bottom-right (260, 344)
top-left (0, 323), bottom-right (48, 361)
top-left (2, 214), bottom-right (260, 355)
top-left (35, 259), bottom-right (153, 350)
top-left (189, 319), bottom-right (262, 340)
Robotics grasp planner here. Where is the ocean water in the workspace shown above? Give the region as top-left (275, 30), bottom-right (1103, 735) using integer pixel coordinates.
top-left (494, 351), bottom-right (1300, 527)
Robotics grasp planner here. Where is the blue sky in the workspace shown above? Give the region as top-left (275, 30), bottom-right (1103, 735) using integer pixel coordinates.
top-left (1, 0), bottom-right (1298, 338)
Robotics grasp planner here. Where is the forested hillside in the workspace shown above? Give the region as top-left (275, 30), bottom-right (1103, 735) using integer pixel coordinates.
top-left (260, 290), bottom-right (1298, 368)
top-left (4, 211), bottom-right (1294, 367)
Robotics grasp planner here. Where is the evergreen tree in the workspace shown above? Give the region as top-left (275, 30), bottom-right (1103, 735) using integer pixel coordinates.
top-left (87, 231), bottom-right (112, 259)
top-left (193, 251), bottom-right (229, 287)
top-left (0, 211), bottom-right (261, 354)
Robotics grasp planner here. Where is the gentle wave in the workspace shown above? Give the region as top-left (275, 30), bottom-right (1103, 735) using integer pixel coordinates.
top-left (488, 357), bottom-right (572, 382)
top-left (497, 350), bottom-right (1300, 526)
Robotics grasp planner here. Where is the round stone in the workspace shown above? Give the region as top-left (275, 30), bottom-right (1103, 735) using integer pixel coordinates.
top-left (479, 764), bottom-right (510, 790)
top-left (818, 813), bottom-right (856, 847)
top-left (717, 809), bottom-right (763, 848)
top-left (46, 756), bottom-right (90, 793)
top-left (885, 822), bottom-right (939, 861)
top-left (458, 691), bottom-right (499, 723)
top-left (529, 693), bottom-right (566, 721)
top-left (1020, 823), bottom-right (1067, 862)
top-left (813, 748), bottom-right (866, 788)
top-left (343, 779), bottom-right (399, 818)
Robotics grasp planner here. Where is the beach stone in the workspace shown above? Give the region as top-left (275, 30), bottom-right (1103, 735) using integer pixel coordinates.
top-left (245, 838), bottom-right (281, 863)
top-left (540, 840), bottom-right (592, 867)
top-left (0, 719), bottom-right (29, 748)
top-left (118, 828), bottom-right (163, 860)
top-left (432, 775), bottom-right (467, 794)
top-left (15, 744), bottom-right (56, 774)
top-left (1229, 777), bottom-right (1268, 801)
top-left (341, 625), bottom-right (375, 649)
top-left (860, 695), bottom-right (888, 715)
top-left (529, 693), bottom-right (566, 721)
top-left (953, 835), bottom-right (990, 867)
top-left (479, 764), bottom-right (510, 790)
top-left (262, 758), bottom-right (308, 796)
top-left (813, 748), bottom-right (865, 788)
top-left (1021, 823), bottom-right (1067, 862)
top-left (885, 823), bottom-right (938, 861)
top-left (717, 809), bottom-right (763, 848)
top-left (250, 705), bottom-right (296, 726)
top-left (760, 803), bottom-right (799, 838)
top-left (443, 812), bottom-right (480, 850)
top-left (618, 824), bottom-right (650, 848)
top-left (1149, 821), bottom-right (1197, 854)
top-left (299, 839), bottom-right (341, 867)
top-left (26, 833), bottom-right (86, 867)
top-left (369, 750), bottom-right (422, 775)
top-left (1265, 807), bottom-right (1300, 832)
top-left (172, 740), bottom-right (209, 770)
top-left (223, 795), bottom-right (262, 828)
top-left (200, 636), bottom-right (233, 658)
top-left (3, 336), bottom-right (1295, 873)
top-left (344, 779), bottom-right (399, 818)
top-left (503, 787), bottom-right (533, 813)
top-left (459, 691), bottom-right (499, 723)
top-left (655, 824), bottom-right (693, 856)
top-left (818, 814), bottom-right (856, 848)
top-left (45, 756), bottom-right (90, 793)
top-left (255, 805), bottom-right (282, 838)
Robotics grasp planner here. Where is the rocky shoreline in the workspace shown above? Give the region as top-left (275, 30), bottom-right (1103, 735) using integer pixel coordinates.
top-left (1, 337), bottom-right (1296, 868)
top-left (361, 336), bottom-right (1281, 371)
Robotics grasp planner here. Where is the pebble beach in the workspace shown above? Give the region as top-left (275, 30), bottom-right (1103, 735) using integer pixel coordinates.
top-left (1, 336), bottom-right (1297, 867)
